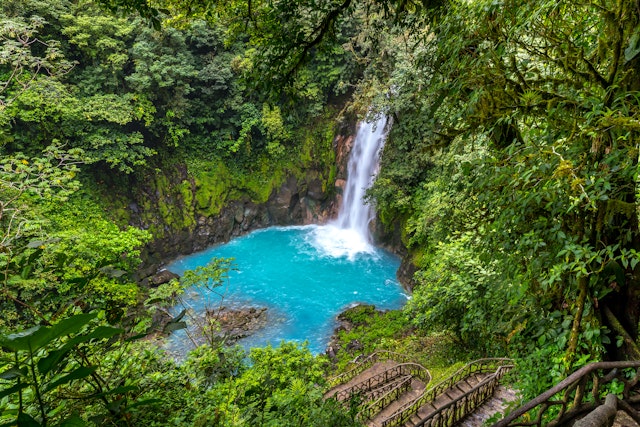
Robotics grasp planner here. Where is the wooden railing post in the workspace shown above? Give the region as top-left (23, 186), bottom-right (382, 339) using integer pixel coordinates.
top-left (494, 361), bottom-right (640, 427)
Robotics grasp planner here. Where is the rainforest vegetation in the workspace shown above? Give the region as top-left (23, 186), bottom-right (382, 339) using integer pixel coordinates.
top-left (1, 0), bottom-right (640, 425)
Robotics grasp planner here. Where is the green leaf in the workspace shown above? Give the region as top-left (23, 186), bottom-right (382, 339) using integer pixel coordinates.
top-left (0, 367), bottom-right (28, 380)
top-left (56, 415), bottom-right (86, 426)
top-left (17, 412), bottom-right (41, 426)
top-left (0, 313), bottom-right (97, 352)
top-left (81, 325), bottom-right (122, 341)
top-left (90, 385), bottom-right (137, 399)
top-left (26, 249), bottom-right (44, 266)
top-left (37, 348), bottom-right (67, 377)
top-left (43, 366), bottom-right (97, 392)
top-left (624, 28), bottom-right (640, 63)
top-left (124, 333), bottom-right (147, 342)
top-left (38, 326), bottom-right (122, 375)
top-left (20, 265), bottom-right (33, 280)
top-left (0, 382), bottom-right (29, 399)
top-left (0, 326), bottom-right (42, 352)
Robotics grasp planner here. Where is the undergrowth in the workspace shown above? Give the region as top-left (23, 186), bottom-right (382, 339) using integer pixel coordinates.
top-left (326, 306), bottom-right (475, 384)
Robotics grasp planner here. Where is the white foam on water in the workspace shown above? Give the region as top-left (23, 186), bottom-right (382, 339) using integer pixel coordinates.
top-left (308, 115), bottom-right (389, 261)
top-left (309, 224), bottom-right (376, 261)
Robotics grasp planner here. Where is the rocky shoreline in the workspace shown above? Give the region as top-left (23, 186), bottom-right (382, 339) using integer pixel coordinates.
top-left (204, 306), bottom-right (269, 345)
top-left (135, 120), bottom-right (414, 353)
top-left (155, 298), bottom-right (387, 358)
top-left (325, 303), bottom-right (383, 361)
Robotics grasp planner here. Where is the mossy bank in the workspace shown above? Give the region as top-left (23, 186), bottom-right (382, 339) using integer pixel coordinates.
top-left (83, 110), bottom-right (362, 279)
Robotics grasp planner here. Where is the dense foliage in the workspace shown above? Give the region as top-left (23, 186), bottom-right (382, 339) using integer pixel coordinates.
top-left (365, 0), bottom-right (640, 396)
top-left (0, 0), bottom-right (354, 324)
top-left (2, 0), bottom-right (640, 424)
top-left (0, 312), bottom-right (356, 426)
top-left (0, 0), bottom-right (360, 425)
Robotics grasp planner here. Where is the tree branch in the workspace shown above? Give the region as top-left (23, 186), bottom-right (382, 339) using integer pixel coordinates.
top-left (283, 0), bottom-right (353, 81)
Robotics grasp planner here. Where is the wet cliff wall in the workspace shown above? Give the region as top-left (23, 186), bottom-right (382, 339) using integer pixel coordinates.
top-left (89, 113), bottom-right (415, 287)
top-left (88, 115), bottom-right (359, 278)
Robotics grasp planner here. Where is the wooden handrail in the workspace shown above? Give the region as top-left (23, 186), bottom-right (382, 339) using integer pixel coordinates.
top-left (411, 365), bottom-right (513, 427)
top-left (327, 354), bottom-right (514, 427)
top-left (358, 375), bottom-right (414, 421)
top-left (327, 350), bottom-right (413, 388)
top-left (493, 360), bottom-right (640, 427)
top-left (382, 358), bottom-right (514, 427)
top-left (328, 362), bottom-right (431, 406)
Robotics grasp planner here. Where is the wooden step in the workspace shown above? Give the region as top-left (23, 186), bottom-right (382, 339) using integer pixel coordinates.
top-left (358, 358), bottom-right (513, 427)
top-left (326, 360), bottom-right (399, 399)
top-left (408, 413), bottom-right (422, 426)
top-left (417, 402), bottom-right (437, 418)
top-left (455, 382), bottom-right (471, 393)
top-left (465, 375), bottom-right (480, 387)
top-left (447, 387), bottom-right (464, 399)
top-left (363, 375), bottom-right (411, 400)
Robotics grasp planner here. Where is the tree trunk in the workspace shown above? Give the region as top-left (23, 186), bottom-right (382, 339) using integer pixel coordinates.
top-left (566, 276), bottom-right (589, 367)
top-left (603, 305), bottom-right (640, 360)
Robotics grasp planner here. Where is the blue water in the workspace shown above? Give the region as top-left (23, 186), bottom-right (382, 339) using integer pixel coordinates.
top-left (165, 225), bottom-right (407, 354)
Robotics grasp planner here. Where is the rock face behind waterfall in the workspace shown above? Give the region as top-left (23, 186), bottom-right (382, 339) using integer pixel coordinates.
top-left (107, 114), bottom-right (410, 286)
top-left (133, 166), bottom-right (341, 278)
top-left (118, 120), bottom-right (360, 279)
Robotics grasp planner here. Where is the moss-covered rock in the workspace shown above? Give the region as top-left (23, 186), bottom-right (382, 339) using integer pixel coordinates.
top-left (81, 107), bottom-right (357, 278)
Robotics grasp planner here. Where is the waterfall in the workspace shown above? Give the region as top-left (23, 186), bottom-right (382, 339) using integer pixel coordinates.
top-left (336, 115), bottom-right (388, 242)
top-left (310, 114), bottom-right (389, 260)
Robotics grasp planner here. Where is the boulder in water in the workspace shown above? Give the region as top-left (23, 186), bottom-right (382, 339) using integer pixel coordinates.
top-left (146, 269), bottom-right (180, 287)
top-left (203, 306), bottom-right (269, 344)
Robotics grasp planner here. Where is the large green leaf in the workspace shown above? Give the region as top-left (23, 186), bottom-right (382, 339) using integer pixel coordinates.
top-left (37, 326), bottom-right (122, 376)
top-left (0, 326), bottom-right (42, 352)
top-left (17, 412), bottom-right (41, 426)
top-left (43, 366), bottom-right (97, 393)
top-left (56, 415), bottom-right (85, 426)
top-left (0, 366), bottom-right (28, 380)
top-left (0, 313), bottom-right (97, 353)
top-left (0, 382), bottom-right (29, 399)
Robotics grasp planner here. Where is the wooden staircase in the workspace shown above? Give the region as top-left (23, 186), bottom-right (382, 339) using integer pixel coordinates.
top-left (328, 355), bottom-right (640, 426)
top-left (379, 359), bottom-right (514, 427)
top-left (399, 373), bottom-right (491, 426)
top-left (325, 354), bottom-right (514, 427)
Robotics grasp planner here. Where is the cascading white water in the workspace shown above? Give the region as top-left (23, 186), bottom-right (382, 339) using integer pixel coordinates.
top-left (165, 114), bottom-right (404, 356)
top-left (311, 114), bottom-right (389, 260)
top-left (336, 115), bottom-right (388, 240)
